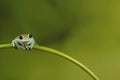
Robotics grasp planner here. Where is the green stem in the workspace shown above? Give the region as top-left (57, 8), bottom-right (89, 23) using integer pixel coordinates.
top-left (33, 46), bottom-right (99, 80)
top-left (0, 44), bottom-right (99, 80)
top-left (0, 44), bottom-right (13, 48)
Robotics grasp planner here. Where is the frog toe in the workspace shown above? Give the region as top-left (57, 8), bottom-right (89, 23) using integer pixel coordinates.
top-left (25, 47), bottom-right (32, 51)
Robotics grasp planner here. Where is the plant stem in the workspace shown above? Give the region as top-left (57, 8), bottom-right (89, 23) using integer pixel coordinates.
top-left (33, 45), bottom-right (99, 80)
top-left (0, 44), bottom-right (13, 49)
top-left (0, 44), bottom-right (99, 80)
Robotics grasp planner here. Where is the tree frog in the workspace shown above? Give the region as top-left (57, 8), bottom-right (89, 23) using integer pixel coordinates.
top-left (12, 34), bottom-right (36, 51)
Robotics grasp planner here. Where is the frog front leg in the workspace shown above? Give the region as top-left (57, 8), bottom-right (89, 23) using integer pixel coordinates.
top-left (12, 40), bottom-right (25, 50)
top-left (25, 46), bottom-right (32, 51)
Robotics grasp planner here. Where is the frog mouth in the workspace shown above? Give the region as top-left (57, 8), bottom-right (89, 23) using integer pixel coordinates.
top-left (17, 41), bottom-right (29, 47)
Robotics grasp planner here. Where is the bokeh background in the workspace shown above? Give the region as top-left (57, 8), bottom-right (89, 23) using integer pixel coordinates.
top-left (0, 0), bottom-right (120, 80)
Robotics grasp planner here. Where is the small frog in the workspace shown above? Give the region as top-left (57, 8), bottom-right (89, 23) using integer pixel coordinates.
top-left (12, 34), bottom-right (36, 51)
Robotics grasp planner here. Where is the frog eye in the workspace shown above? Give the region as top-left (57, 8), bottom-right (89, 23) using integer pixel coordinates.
top-left (28, 34), bottom-right (32, 38)
top-left (19, 35), bottom-right (23, 39)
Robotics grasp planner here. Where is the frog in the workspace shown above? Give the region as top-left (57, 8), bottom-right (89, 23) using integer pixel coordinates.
top-left (12, 34), bottom-right (36, 51)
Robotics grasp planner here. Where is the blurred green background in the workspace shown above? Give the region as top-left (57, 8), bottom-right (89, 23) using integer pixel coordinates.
top-left (0, 0), bottom-right (120, 80)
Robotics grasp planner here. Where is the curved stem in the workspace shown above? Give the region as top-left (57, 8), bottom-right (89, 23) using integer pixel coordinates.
top-left (0, 44), bottom-right (13, 49)
top-left (33, 46), bottom-right (99, 80)
top-left (0, 44), bottom-right (99, 80)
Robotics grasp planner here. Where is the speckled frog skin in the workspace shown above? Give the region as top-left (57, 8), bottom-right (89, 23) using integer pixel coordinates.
top-left (12, 34), bottom-right (36, 51)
